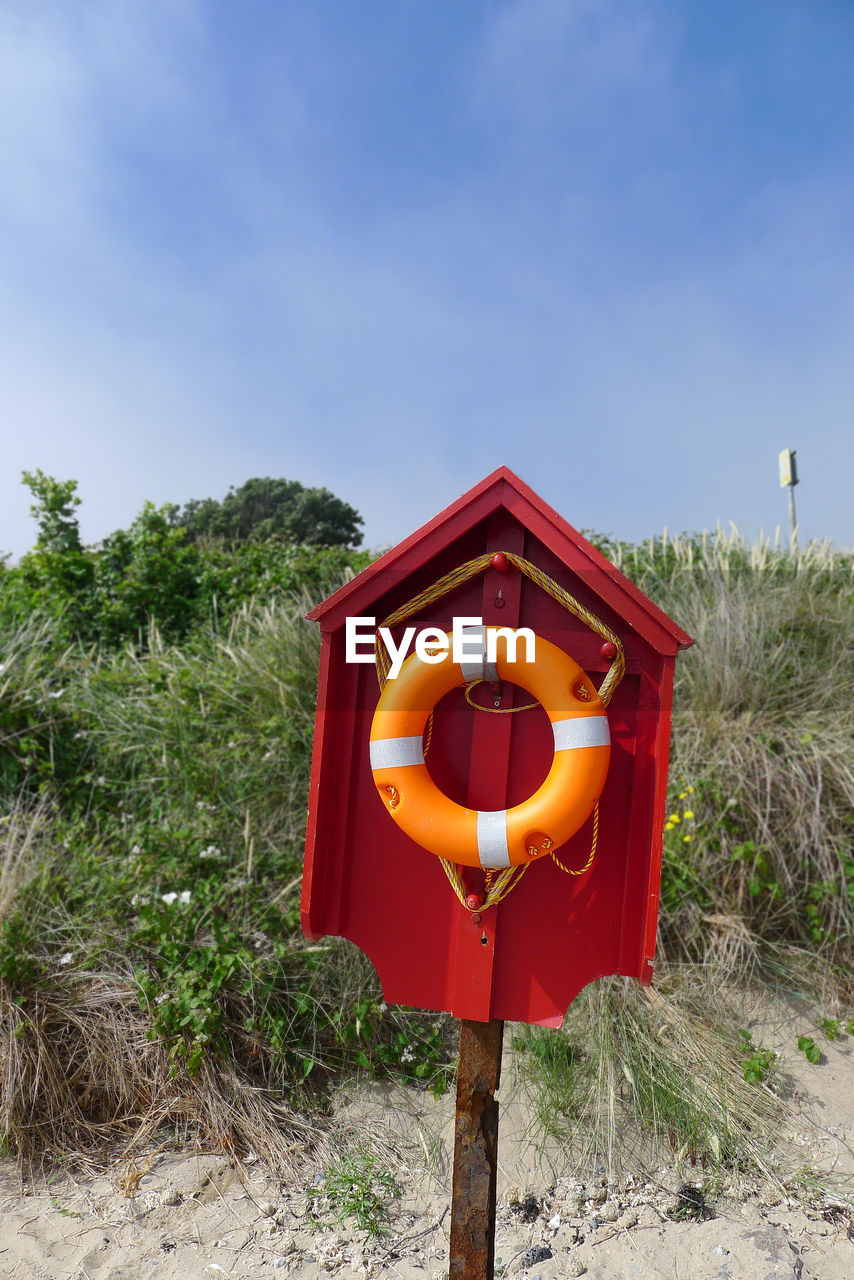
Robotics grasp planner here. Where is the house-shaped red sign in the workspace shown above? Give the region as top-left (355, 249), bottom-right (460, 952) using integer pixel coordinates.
top-left (302, 467), bottom-right (692, 1026)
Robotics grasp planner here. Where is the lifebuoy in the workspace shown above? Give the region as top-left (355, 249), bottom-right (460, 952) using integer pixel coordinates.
top-left (369, 624), bottom-right (610, 869)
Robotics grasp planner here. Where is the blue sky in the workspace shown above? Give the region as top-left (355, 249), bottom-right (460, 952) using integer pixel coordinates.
top-left (2, 0), bottom-right (853, 560)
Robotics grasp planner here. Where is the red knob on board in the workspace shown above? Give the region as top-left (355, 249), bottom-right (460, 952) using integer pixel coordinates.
top-left (491, 552), bottom-right (509, 572)
top-left (601, 641), bottom-right (617, 659)
top-left (465, 893), bottom-right (483, 911)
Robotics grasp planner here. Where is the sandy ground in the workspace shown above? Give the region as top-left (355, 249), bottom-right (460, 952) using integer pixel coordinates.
top-left (1, 1009), bottom-right (853, 1280)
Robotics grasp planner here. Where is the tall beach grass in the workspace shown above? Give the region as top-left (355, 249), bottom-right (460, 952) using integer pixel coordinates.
top-left (1, 527), bottom-right (852, 1178)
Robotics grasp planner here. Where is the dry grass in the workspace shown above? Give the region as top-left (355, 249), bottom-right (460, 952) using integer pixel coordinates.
top-left (0, 800), bottom-right (50, 923)
top-left (0, 962), bottom-right (328, 1177)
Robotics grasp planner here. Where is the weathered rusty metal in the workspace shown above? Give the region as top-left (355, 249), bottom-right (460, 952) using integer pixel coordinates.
top-left (449, 1018), bottom-right (504, 1280)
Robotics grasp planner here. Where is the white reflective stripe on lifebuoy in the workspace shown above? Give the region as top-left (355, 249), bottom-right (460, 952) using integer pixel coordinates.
top-left (476, 809), bottom-right (510, 869)
top-left (459, 624), bottom-right (499, 685)
top-left (552, 715), bottom-right (610, 751)
top-left (369, 736), bottom-right (425, 769)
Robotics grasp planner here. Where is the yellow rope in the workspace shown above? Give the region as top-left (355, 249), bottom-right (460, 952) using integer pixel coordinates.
top-left (464, 682), bottom-right (538, 713)
top-left (439, 858), bottom-right (528, 911)
top-left (549, 801), bottom-right (599, 876)
top-left (503, 553), bottom-right (625, 706)
top-left (373, 551), bottom-right (625, 705)
top-left (372, 553), bottom-right (624, 912)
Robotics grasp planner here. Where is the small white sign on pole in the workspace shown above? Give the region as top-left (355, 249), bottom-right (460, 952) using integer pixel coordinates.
top-left (778, 448), bottom-right (799, 488)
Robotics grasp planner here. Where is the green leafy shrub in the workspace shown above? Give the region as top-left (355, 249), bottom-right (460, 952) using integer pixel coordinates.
top-left (334, 995), bottom-right (453, 1096)
top-left (308, 1144), bottom-right (399, 1235)
top-left (738, 1030), bottom-right (776, 1084)
top-left (798, 1035), bottom-right (821, 1064)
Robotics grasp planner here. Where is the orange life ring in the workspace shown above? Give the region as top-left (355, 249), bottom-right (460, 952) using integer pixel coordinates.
top-left (369, 625), bottom-right (610, 869)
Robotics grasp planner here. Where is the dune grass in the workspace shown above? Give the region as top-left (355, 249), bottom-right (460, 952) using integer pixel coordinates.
top-left (627, 528), bottom-right (854, 969)
top-left (511, 973), bottom-right (784, 1179)
top-left (1, 527), bottom-right (852, 1178)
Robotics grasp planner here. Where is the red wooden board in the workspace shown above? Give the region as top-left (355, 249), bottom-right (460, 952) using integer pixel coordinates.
top-left (301, 469), bottom-right (691, 1025)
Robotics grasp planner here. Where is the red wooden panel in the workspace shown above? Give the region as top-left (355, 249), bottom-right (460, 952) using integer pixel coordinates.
top-left (301, 471), bottom-right (692, 1024)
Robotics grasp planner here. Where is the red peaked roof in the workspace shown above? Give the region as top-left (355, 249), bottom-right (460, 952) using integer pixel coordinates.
top-left (307, 466), bottom-right (693, 656)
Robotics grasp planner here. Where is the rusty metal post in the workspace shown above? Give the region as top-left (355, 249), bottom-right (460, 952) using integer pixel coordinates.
top-left (449, 1018), bottom-right (504, 1279)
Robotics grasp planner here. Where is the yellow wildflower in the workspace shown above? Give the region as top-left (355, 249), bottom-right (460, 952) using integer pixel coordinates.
top-left (665, 822), bottom-right (674, 831)
top-left (668, 813), bottom-right (680, 823)
top-left (683, 810), bottom-right (694, 820)
top-left (687, 785), bottom-right (694, 793)
top-left (683, 834), bottom-right (692, 843)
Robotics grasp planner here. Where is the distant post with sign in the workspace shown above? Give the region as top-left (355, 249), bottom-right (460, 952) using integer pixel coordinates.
top-left (778, 448), bottom-right (799, 551)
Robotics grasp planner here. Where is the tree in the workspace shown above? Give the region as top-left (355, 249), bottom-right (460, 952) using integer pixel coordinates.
top-left (174, 477), bottom-right (364, 548)
top-left (95, 503), bottom-right (201, 644)
top-left (18, 470), bottom-right (94, 612)
top-left (22, 469), bottom-right (85, 556)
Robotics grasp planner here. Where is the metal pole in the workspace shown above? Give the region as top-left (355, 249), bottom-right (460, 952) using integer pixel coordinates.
top-left (788, 484), bottom-right (798, 553)
top-left (449, 1018), bottom-right (504, 1280)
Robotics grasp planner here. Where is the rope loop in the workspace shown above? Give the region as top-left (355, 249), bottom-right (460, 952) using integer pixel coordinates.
top-left (550, 801), bottom-right (599, 877)
top-left (463, 681), bottom-right (538, 714)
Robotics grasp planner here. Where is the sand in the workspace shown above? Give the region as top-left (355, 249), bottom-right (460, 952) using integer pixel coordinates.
top-left (1, 1007), bottom-right (853, 1279)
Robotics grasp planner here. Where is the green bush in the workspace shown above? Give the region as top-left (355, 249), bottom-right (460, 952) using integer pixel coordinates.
top-left (1, 471), bottom-right (371, 649)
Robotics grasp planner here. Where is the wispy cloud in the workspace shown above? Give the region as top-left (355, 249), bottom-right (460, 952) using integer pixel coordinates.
top-left (475, 0), bottom-right (672, 126)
